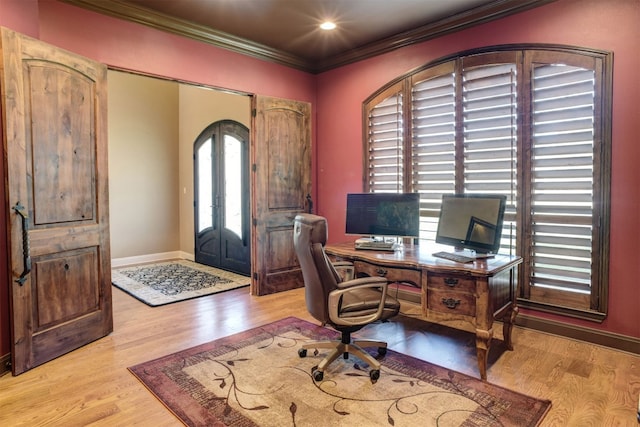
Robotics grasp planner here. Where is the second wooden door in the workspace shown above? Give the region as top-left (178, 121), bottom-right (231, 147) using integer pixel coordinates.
top-left (251, 96), bottom-right (312, 295)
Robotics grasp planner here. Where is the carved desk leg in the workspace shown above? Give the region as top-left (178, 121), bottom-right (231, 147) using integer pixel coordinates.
top-left (475, 328), bottom-right (492, 381)
top-left (502, 305), bottom-right (519, 351)
top-left (475, 277), bottom-right (492, 381)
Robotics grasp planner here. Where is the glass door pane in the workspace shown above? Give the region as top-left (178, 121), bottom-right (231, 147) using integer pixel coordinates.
top-left (197, 138), bottom-right (213, 233)
top-left (224, 135), bottom-right (243, 238)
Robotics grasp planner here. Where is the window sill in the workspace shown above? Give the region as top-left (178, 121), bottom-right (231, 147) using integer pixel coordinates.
top-left (517, 298), bottom-right (606, 323)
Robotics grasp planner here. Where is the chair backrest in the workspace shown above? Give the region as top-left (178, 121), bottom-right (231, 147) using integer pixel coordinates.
top-left (293, 214), bottom-right (341, 323)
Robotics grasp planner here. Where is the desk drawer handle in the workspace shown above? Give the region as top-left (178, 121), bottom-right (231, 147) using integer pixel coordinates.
top-left (376, 267), bottom-right (387, 277)
top-left (444, 278), bottom-right (458, 287)
top-left (441, 298), bottom-right (461, 309)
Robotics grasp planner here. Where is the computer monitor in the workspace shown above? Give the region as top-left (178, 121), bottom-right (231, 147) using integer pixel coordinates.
top-left (345, 193), bottom-right (420, 238)
top-left (435, 194), bottom-right (506, 255)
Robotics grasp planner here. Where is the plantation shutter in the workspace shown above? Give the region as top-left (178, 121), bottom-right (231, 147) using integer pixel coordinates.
top-left (461, 55), bottom-right (518, 254)
top-left (524, 52), bottom-right (600, 308)
top-left (365, 83), bottom-right (405, 193)
top-left (410, 62), bottom-right (456, 241)
top-left (409, 58), bottom-right (519, 248)
top-left (363, 45), bottom-right (610, 318)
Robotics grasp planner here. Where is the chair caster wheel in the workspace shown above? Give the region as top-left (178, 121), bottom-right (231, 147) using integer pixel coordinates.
top-left (313, 370), bottom-right (324, 382)
top-left (370, 370), bottom-right (380, 381)
top-left (298, 348), bottom-right (307, 358)
top-left (378, 347), bottom-right (387, 356)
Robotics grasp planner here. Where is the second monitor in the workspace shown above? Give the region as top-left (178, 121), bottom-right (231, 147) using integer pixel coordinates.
top-left (435, 193), bottom-right (507, 257)
top-left (346, 193), bottom-right (420, 250)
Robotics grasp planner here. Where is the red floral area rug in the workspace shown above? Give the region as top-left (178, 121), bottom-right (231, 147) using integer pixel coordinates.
top-left (129, 317), bottom-right (551, 426)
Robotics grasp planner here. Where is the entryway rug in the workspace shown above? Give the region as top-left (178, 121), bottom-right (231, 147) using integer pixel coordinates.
top-left (129, 317), bottom-right (551, 426)
top-left (112, 260), bottom-right (250, 306)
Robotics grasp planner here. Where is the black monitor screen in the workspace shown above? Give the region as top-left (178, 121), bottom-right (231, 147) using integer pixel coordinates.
top-left (435, 194), bottom-right (506, 254)
top-left (345, 193), bottom-right (420, 238)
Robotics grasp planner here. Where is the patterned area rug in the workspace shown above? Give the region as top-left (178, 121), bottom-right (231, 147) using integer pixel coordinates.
top-left (129, 317), bottom-right (551, 426)
top-left (112, 260), bottom-right (250, 306)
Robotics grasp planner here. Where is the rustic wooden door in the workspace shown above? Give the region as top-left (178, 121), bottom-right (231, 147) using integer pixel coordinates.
top-left (0, 28), bottom-right (112, 375)
top-left (251, 95), bottom-right (311, 295)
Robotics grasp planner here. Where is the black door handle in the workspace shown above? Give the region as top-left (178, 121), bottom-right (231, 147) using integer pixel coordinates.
top-left (306, 193), bottom-right (313, 213)
top-left (12, 202), bottom-right (31, 286)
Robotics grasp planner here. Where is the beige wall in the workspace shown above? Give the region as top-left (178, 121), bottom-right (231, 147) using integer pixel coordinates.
top-left (108, 71), bottom-right (180, 259)
top-left (108, 70), bottom-right (251, 261)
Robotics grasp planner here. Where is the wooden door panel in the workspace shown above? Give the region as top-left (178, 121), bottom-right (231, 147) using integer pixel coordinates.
top-left (29, 226), bottom-right (100, 256)
top-left (266, 114), bottom-right (307, 208)
top-left (29, 62), bottom-right (96, 225)
top-left (266, 228), bottom-right (298, 270)
top-left (251, 96), bottom-right (311, 295)
top-left (1, 27), bottom-right (112, 375)
top-left (261, 227), bottom-right (301, 293)
top-left (31, 307), bottom-right (108, 369)
top-left (34, 248), bottom-right (99, 329)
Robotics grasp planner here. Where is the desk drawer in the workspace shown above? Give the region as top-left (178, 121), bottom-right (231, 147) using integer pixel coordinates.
top-left (428, 273), bottom-right (475, 293)
top-left (354, 261), bottom-right (421, 287)
top-left (427, 288), bottom-right (476, 316)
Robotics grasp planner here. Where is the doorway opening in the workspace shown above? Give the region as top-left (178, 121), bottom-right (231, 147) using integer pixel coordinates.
top-left (194, 120), bottom-right (250, 276)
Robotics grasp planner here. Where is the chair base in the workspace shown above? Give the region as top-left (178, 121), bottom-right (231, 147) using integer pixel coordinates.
top-left (301, 338), bottom-right (387, 374)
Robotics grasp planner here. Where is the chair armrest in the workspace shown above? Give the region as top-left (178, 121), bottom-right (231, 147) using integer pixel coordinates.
top-left (335, 276), bottom-right (386, 289)
top-left (328, 277), bottom-right (390, 326)
top-left (332, 261), bottom-right (354, 281)
top-left (332, 261), bottom-right (353, 268)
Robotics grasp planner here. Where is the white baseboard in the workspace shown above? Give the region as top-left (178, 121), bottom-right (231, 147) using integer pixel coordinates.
top-left (111, 251), bottom-right (194, 268)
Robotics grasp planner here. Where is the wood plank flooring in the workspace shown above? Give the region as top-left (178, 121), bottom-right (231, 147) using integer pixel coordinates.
top-left (0, 286), bottom-right (638, 426)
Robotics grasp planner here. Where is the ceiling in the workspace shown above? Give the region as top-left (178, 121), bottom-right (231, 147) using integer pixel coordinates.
top-left (63, 0), bottom-right (554, 73)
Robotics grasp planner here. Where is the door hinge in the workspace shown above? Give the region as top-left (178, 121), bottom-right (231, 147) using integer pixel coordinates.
top-left (252, 164), bottom-right (257, 172)
top-left (253, 272), bottom-right (258, 280)
top-left (252, 218), bottom-right (257, 226)
top-left (252, 108), bottom-right (257, 117)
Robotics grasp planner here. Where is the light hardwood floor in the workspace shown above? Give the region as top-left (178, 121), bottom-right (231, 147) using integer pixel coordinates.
top-left (1, 285), bottom-right (638, 426)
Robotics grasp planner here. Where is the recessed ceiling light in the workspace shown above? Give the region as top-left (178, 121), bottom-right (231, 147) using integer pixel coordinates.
top-left (320, 21), bottom-right (336, 31)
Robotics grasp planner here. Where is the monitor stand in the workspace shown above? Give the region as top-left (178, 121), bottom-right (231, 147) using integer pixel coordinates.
top-left (354, 237), bottom-right (397, 251)
top-left (454, 249), bottom-right (495, 260)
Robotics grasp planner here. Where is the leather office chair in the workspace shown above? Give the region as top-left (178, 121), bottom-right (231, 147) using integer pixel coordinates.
top-left (293, 213), bottom-right (401, 382)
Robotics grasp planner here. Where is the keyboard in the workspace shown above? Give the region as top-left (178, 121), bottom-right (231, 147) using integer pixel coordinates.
top-left (432, 251), bottom-right (475, 263)
top-left (355, 241), bottom-right (395, 251)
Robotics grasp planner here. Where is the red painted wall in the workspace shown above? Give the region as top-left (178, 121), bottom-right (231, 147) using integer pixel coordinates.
top-left (0, 0), bottom-right (39, 37)
top-left (315, 0), bottom-right (640, 338)
top-left (36, 2), bottom-right (316, 102)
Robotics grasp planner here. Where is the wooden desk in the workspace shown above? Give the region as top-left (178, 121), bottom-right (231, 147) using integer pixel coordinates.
top-left (325, 242), bottom-right (522, 380)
